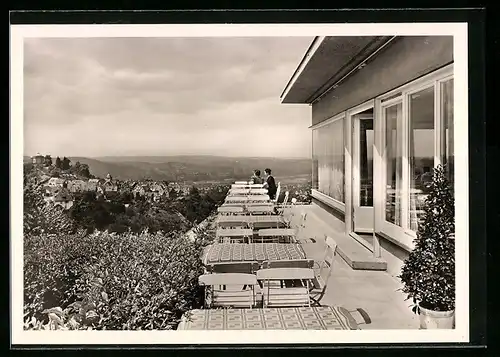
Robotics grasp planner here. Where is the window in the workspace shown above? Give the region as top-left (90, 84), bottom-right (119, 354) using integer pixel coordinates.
top-left (312, 117), bottom-right (345, 203)
top-left (384, 103), bottom-right (403, 226)
top-left (408, 86), bottom-right (435, 231)
top-left (441, 79), bottom-right (454, 189)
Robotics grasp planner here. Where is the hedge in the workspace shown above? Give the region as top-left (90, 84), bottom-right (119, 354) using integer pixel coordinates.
top-left (24, 230), bottom-right (207, 330)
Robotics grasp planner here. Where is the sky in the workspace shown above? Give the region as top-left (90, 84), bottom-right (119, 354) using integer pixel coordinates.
top-left (23, 37), bottom-right (313, 158)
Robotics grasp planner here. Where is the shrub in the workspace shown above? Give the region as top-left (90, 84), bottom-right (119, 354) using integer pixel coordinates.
top-left (24, 230), bottom-right (206, 330)
top-left (399, 165), bottom-right (455, 312)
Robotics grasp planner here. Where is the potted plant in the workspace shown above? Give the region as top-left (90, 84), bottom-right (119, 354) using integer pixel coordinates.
top-left (399, 164), bottom-right (455, 329)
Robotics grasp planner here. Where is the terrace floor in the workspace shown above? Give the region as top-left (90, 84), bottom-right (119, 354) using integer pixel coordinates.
top-left (287, 204), bottom-right (418, 329)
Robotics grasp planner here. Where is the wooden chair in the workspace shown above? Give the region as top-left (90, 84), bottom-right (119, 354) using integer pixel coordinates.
top-left (216, 228), bottom-right (253, 243)
top-left (198, 273), bottom-right (259, 309)
top-left (309, 236), bottom-right (338, 306)
top-left (256, 268), bottom-right (314, 308)
top-left (255, 228), bottom-right (297, 243)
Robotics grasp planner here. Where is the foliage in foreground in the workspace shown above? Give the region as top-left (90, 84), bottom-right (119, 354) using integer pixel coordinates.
top-left (24, 230), bottom-right (206, 330)
top-left (399, 165), bottom-right (455, 312)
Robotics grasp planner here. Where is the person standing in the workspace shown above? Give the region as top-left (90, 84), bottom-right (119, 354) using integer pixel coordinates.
top-left (263, 168), bottom-right (277, 199)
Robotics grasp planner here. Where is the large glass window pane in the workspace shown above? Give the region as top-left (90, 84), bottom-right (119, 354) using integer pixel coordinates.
top-left (311, 119), bottom-right (345, 203)
top-left (385, 103), bottom-right (403, 226)
top-left (409, 86), bottom-right (435, 231)
top-left (441, 79), bottom-right (454, 189)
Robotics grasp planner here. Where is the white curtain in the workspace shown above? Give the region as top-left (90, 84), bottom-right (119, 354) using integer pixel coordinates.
top-left (314, 119), bottom-right (345, 203)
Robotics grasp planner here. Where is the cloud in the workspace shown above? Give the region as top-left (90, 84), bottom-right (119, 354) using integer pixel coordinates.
top-left (23, 36), bottom-right (313, 157)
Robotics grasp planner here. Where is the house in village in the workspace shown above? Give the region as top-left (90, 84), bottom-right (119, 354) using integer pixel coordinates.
top-left (131, 183), bottom-right (147, 198)
top-left (67, 179), bottom-right (87, 194)
top-left (53, 186), bottom-right (74, 210)
top-left (280, 35), bottom-right (455, 276)
top-left (87, 178), bottom-right (100, 191)
top-left (43, 186), bottom-right (59, 203)
top-left (47, 177), bottom-right (66, 188)
top-left (150, 182), bottom-right (169, 202)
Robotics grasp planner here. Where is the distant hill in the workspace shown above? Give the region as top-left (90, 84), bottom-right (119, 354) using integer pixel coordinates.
top-left (66, 156), bottom-right (313, 182)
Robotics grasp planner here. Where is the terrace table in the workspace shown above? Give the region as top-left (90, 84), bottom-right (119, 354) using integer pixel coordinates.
top-left (232, 184), bottom-right (265, 189)
top-left (225, 195), bottom-right (270, 203)
top-left (217, 215), bottom-right (287, 229)
top-left (228, 189), bottom-right (251, 196)
top-left (177, 306), bottom-right (359, 330)
top-left (247, 189), bottom-right (268, 195)
top-left (202, 243), bottom-right (306, 265)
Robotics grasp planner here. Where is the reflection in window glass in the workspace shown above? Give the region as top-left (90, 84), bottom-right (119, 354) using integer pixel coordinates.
top-left (441, 79), bottom-right (454, 189)
top-left (385, 103), bottom-right (403, 226)
top-left (409, 86), bottom-right (435, 231)
top-left (312, 119), bottom-right (345, 203)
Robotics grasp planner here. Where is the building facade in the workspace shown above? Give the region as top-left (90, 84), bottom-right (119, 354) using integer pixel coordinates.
top-left (281, 36), bottom-right (454, 273)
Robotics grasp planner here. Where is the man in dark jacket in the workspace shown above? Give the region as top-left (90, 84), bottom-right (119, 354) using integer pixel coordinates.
top-left (263, 168), bottom-right (277, 199)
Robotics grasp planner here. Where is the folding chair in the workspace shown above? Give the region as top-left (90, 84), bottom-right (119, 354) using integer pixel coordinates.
top-left (261, 259), bottom-right (315, 289)
top-left (309, 236), bottom-right (338, 306)
top-left (256, 268), bottom-right (314, 308)
top-left (199, 273), bottom-right (259, 309)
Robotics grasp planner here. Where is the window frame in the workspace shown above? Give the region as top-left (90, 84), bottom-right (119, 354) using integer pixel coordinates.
top-left (375, 64), bottom-right (454, 249)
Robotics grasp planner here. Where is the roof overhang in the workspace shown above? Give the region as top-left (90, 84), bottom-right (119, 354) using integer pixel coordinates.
top-left (281, 36), bottom-right (397, 104)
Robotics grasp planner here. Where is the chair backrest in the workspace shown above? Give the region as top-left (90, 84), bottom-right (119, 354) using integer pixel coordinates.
top-left (199, 273), bottom-right (258, 308)
top-left (262, 259), bottom-right (314, 269)
top-left (256, 267), bottom-right (315, 281)
top-left (199, 273), bottom-right (258, 287)
top-left (317, 236), bottom-right (338, 289)
top-left (273, 182), bottom-right (281, 203)
top-left (282, 191), bottom-right (289, 205)
top-left (208, 261), bottom-right (259, 274)
top-left (294, 212), bottom-right (308, 238)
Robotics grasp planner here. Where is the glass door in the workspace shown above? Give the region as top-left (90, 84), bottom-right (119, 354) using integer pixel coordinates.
top-left (352, 112), bottom-right (374, 233)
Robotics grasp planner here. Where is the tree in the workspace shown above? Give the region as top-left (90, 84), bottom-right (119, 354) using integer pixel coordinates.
top-left (399, 165), bottom-right (455, 312)
top-left (55, 157), bottom-right (62, 169)
top-left (44, 155), bottom-right (53, 167)
top-left (62, 157), bottom-right (71, 170)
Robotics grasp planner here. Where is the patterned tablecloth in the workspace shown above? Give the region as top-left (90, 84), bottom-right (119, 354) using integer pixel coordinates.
top-left (177, 306), bottom-right (359, 330)
top-left (202, 243), bottom-right (306, 265)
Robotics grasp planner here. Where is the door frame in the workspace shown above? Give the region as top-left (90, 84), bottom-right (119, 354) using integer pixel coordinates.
top-left (345, 100), bottom-right (375, 235)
